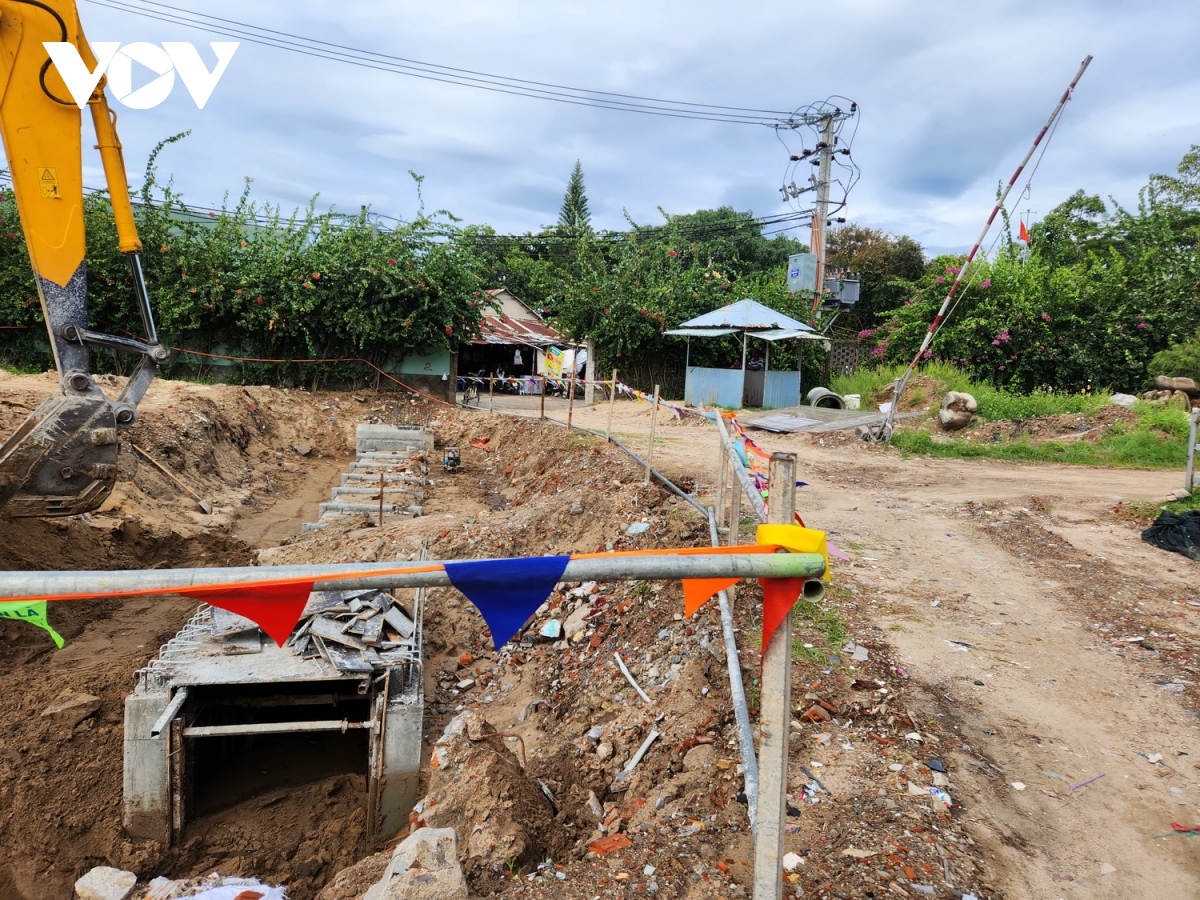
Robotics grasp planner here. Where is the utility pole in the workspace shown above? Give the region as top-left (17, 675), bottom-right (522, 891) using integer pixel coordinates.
top-left (809, 114), bottom-right (835, 316)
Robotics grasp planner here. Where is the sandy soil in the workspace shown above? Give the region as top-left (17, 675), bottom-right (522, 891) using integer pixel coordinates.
top-left (0, 376), bottom-right (1197, 900)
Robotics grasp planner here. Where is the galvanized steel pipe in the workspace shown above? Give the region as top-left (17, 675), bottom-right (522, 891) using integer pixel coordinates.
top-left (0, 552), bottom-right (827, 599)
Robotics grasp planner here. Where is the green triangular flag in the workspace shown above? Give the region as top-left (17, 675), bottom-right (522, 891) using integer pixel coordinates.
top-left (0, 600), bottom-right (65, 648)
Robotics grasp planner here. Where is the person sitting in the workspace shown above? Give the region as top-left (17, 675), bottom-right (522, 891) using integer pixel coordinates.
top-left (747, 352), bottom-right (765, 371)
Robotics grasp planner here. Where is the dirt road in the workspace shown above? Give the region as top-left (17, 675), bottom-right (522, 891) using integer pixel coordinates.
top-left (556, 397), bottom-right (1200, 899)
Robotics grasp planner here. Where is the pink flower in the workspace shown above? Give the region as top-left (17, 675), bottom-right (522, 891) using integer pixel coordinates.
top-left (388, 258), bottom-right (396, 265)
top-left (668, 250), bottom-right (678, 257)
top-left (979, 279), bottom-right (991, 289)
top-left (946, 266), bottom-right (961, 274)
top-left (992, 340), bottom-right (1001, 346)
top-left (936, 276), bottom-right (946, 284)
top-left (1041, 312), bottom-right (1051, 322)
top-left (445, 326), bottom-right (453, 334)
top-left (999, 365), bottom-right (1006, 370)
top-left (256, 297), bottom-right (263, 304)
top-left (1137, 322), bottom-right (1148, 329)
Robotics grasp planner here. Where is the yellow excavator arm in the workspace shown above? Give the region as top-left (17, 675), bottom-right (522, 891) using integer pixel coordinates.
top-left (0, 0), bottom-right (166, 516)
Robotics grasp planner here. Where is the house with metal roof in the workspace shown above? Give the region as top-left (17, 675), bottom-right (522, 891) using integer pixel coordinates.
top-left (458, 288), bottom-right (577, 387)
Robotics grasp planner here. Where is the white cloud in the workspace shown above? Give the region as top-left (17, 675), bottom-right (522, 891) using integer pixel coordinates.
top-left (67, 0), bottom-right (1200, 254)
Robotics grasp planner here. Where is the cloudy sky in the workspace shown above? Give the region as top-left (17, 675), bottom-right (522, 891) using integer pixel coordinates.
top-left (71, 0), bottom-right (1200, 256)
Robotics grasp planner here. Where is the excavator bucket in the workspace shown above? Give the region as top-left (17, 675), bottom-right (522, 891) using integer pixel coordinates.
top-left (0, 395), bottom-right (119, 517)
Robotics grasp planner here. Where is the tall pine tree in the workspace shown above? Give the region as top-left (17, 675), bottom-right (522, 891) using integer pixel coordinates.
top-left (558, 160), bottom-right (592, 235)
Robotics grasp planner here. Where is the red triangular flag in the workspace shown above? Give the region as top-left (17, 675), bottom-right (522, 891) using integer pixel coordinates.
top-left (682, 577), bottom-right (741, 616)
top-left (1018, 221), bottom-right (1030, 242)
top-left (181, 580), bottom-right (315, 647)
top-left (758, 578), bottom-right (807, 657)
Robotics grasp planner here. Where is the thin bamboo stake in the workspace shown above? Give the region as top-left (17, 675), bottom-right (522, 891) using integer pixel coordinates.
top-left (605, 369), bottom-right (618, 442)
top-left (644, 384), bottom-right (660, 484)
top-left (488, 372), bottom-right (494, 412)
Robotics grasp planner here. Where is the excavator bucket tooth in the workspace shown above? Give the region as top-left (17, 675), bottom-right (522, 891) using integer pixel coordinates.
top-left (0, 396), bottom-right (120, 517)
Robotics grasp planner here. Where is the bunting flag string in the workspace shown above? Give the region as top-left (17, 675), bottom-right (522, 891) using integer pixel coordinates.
top-left (758, 578), bottom-right (808, 658)
top-left (0, 537), bottom-right (829, 654)
top-left (445, 555), bottom-right (570, 648)
top-left (0, 599), bottom-right (65, 648)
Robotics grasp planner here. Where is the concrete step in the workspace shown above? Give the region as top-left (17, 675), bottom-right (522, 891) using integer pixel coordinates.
top-left (341, 473), bottom-right (426, 486)
top-left (348, 462), bottom-right (414, 473)
top-left (331, 486), bottom-right (424, 501)
top-left (319, 501), bottom-right (422, 518)
top-left (356, 425), bottom-right (433, 454)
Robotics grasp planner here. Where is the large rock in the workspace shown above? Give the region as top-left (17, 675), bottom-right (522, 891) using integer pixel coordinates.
top-left (43, 691), bottom-right (101, 726)
top-left (1154, 375), bottom-right (1200, 396)
top-left (938, 391), bottom-right (977, 431)
top-left (74, 866), bottom-right (136, 900)
top-left (1109, 393), bottom-right (1139, 409)
top-left (363, 828), bottom-right (468, 900)
top-left (414, 712), bottom-right (565, 889)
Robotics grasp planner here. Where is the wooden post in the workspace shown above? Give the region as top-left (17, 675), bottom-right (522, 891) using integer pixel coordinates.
top-left (752, 452), bottom-right (797, 900)
top-left (644, 384), bottom-right (660, 484)
top-left (605, 369), bottom-right (618, 442)
top-left (488, 372), bottom-right (494, 413)
top-left (540, 376), bottom-right (546, 420)
top-left (567, 361), bottom-right (578, 429)
top-left (378, 472), bottom-right (385, 528)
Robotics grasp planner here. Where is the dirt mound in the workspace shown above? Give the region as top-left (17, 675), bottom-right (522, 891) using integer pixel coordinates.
top-left (416, 712), bottom-right (568, 892)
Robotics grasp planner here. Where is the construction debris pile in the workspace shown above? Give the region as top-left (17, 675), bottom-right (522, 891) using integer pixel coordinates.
top-left (285, 589), bottom-right (421, 675)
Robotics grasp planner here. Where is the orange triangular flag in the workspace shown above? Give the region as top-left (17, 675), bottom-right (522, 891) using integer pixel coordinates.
top-left (682, 577), bottom-right (740, 616)
top-left (1018, 221), bottom-right (1030, 242)
top-left (758, 578), bottom-right (807, 657)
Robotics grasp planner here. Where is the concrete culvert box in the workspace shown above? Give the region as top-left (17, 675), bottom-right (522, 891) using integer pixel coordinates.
top-left (124, 590), bottom-right (424, 846)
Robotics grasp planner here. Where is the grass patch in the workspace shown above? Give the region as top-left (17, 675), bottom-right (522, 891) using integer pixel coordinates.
top-left (791, 598), bottom-right (849, 662)
top-left (1129, 490), bottom-right (1200, 520)
top-left (829, 363), bottom-right (1109, 420)
top-left (889, 402), bottom-right (1192, 469)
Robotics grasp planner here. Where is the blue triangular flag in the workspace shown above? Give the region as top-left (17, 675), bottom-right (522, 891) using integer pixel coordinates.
top-left (445, 556), bottom-right (570, 649)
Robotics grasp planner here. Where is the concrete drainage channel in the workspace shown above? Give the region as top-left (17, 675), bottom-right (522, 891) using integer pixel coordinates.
top-left (305, 424), bottom-right (433, 532)
top-left (123, 425), bottom-right (433, 847)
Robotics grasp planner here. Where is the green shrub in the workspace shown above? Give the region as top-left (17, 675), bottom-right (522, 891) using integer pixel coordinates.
top-left (1149, 328), bottom-right (1200, 383)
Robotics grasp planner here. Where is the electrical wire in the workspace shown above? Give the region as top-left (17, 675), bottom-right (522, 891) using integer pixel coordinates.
top-left (81, 0), bottom-right (801, 126)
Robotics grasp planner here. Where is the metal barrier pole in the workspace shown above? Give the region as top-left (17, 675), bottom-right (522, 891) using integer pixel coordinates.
top-left (715, 414), bottom-right (766, 524)
top-left (715, 439), bottom-right (728, 536)
top-left (488, 373), bottom-right (494, 412)
top-left (0, 552), bottom-right (828, 598)
top-left (707, 508), bottom-right (758, 829)
top-left (753, 452), bottom-right (797, 900)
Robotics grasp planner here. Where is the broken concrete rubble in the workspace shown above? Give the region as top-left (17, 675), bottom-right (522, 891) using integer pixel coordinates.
top-left (414, 711), bottom-right (566, 888)
top-left (363, 827), bottom-right (468, 900)
top-left (74, 866), bottom-right (136, 900)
